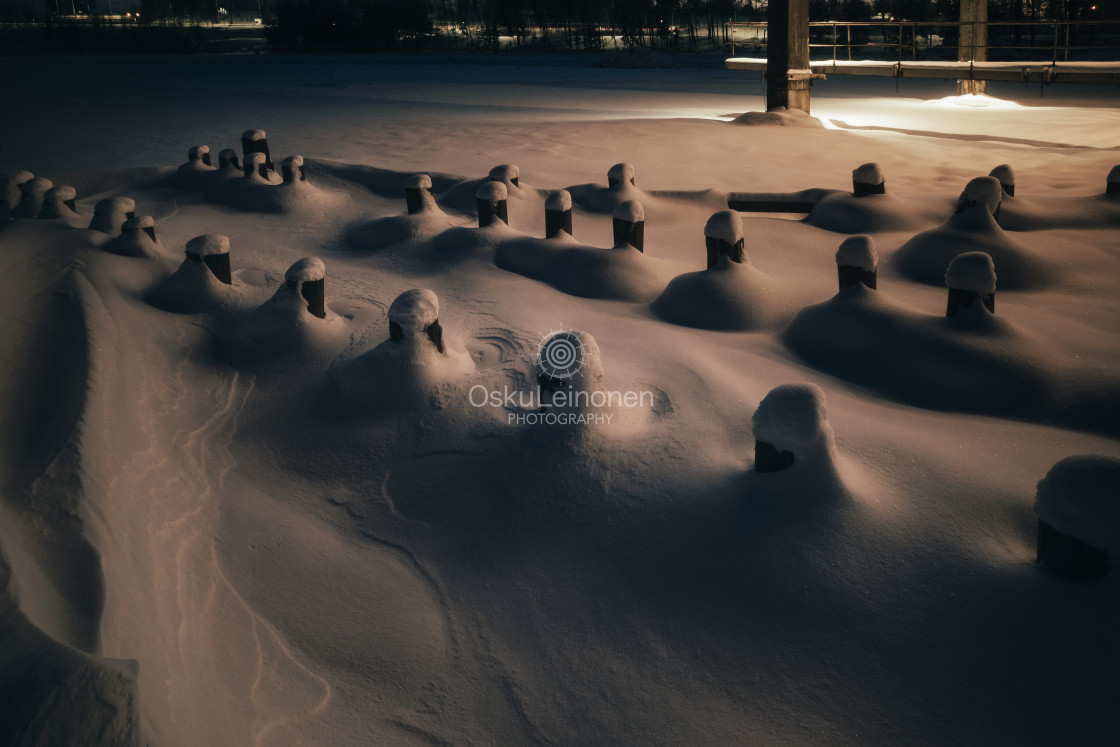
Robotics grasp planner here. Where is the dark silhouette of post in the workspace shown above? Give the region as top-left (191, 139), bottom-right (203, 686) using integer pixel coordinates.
top-left (958, 0), bottom-right (989, 95)
top-left (766, 0), bottom-right (811, 113)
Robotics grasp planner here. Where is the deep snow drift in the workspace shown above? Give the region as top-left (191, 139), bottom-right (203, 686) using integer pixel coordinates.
top-left (1, 55), bottom-right (1120, 746)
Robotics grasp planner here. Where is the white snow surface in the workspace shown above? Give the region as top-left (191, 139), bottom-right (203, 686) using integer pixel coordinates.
top-left (2, 55), bottom-right (1120, 747)
top-left (945, 251), bottom-right (998, 295)
top-left (835, 234), bottom-right (877, 270)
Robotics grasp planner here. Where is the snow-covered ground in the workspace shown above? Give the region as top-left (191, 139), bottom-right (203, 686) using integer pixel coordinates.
top-left (1, 54), bottom-right (1119, 746)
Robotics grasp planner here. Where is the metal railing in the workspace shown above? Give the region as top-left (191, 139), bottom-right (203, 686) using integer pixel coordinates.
top-left (729, 19), bottom-right (1120, 64)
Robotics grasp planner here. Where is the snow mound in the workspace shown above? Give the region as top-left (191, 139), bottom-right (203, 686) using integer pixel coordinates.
top-left (88, 197), bottom-right (135, 236)
top-left (956, 176), bottom-right (1003, 216)
top-left (836, 235), bottom-right (877, 271)
top-left (3, 170), bottom-right (35, 215)
top-left (1035, 455), bottom-right (1120, 558)
top-left (652, 254), bottom-right (801, 331)
top-left (782, 282), bottom-right (1120, 432)
top-left (807, 187), bottom-right (945, 234)
top-left (12, 177), bottom-right (53, 219)
top-left (892, 185), bottom-right (1051, 290)
top-left (333, 289), bottom-right (473, 414)
top-left (104, 216), bottom-right (161, 258)
top-left (407, 173), bottom-right (432, 190)
top-left (150, 234), bottom-right (237, 313)
top-left (945, 251), bottom-right (997, 295)
top-left (752, 383), bottom-right (834, 459)
top-left (989, 164), bottom-right (1015, 195)
top-left (730, 108), bottom-right (823, 127)
top-left (39, 185), bottom-right (80, 221)
top-left (488, 164), bottom-right (520, 190)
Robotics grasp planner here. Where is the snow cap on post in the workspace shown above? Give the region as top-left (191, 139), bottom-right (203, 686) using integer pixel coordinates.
top-left (188, 145), bottom-right (212, 167)
top-left (945, 251), bottom-right (996, 317)
top-left (39, 185), bottom-right (78, 220)
top-left (285, 257), bottom-right (326, 318)
top-left (836, 234), bottom-right (878, 290)
top-left (4, 170), bottom-right (35, 215)
top-left (752, 383), bottom-right (832, 472)
top-left (608, 162), bottom-right (636, 189)
top-left (244, 152), bottom-right (269, 180)
top-left (218, 148), bottom-right (240, 171)
top-left (14, 177), bottom-right (54, 219)
top-left (388, 288), bottom-right (444, 353)
top-left (241, 129), bottom-right (273, 173)
top-left (852, 163), bottom-right (885, 196)
top-left (488, 164), bottom-right (520, 188)
top-left (476, 180), bottom-right (508, 227)
top-left (1034, 454), bottom-right (1120, 581)
top-left (704, 209), bottom-right (745, 268)
top-left (123, 214), bottom-right (157, 240)
top-left (1107, 165), bottom-right (1120, 195)
top-left (955, 176), bottom-right (1003, 217)
top-left (989, 164), bottom-right (1015, 197)
top-left (612, 199), bottom-right (645, 251)
top-left (282, 155), bottom-right (306, 185)
top-left (404, 173), bottom-right (434, 215)
top-left (545, 189), bottom-right (573, 238)
top-left (89, 196), bottom-right (136, 235)
top-left (186, 233), bottom-right (232, 284)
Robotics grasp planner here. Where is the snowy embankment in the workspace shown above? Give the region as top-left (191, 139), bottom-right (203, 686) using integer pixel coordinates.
top-left (1, 56), bottom-right (1119, 746)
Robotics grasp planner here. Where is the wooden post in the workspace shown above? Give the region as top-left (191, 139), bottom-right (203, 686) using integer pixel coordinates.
top-left (958, 0), bottom-right (988, 95)
top-left (766, 0), bottom-right (811, 114)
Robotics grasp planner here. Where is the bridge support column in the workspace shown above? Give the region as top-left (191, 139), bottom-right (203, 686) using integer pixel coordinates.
top-left (766, 0), bottom-right (811, 113)
top-left (958, 0), bottom-right (989, 95)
